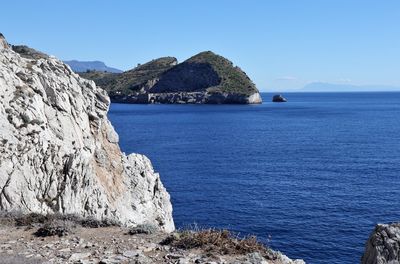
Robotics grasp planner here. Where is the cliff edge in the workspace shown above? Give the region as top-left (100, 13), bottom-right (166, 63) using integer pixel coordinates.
top-left (0, 34), bottom-right (174, 231)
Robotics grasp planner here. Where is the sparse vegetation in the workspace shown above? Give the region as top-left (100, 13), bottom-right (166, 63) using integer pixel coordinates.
top-left (34, 219), bottom-right (74, 237)
top-left (161, 228), bottom-right (278, 260)
top-left (186, 51), bottom-right (258, 96)
top-left (0, 213), bottom-right (287, 262)
top-left (78, 52), bottom-right (258, 99)
top-left (0, 212), bottom-right (119, 237)
top-left (80, 216), bottom-right (119, 228)
top-left (78, 57), bottom-right (177, 96)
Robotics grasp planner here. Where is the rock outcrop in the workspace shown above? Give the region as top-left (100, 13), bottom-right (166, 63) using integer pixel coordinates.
top-left (0, 34), bottom-right (174, 231)
top-left (272, 94), bottom-right (287, 102)
top-left (78, 51), bottom-right (262, 104)
top-left (11, 45), bottom-right (49, 60)
top-left (362, 223), bottom-right (400, 264)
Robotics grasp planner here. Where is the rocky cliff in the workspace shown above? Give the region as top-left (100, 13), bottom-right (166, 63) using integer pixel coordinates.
top-left (0, 34), bottom-right (174, 231)
top-left (78, 52), bottom-right (262, 104)
top-left (362, 223), bottom-right (400, 264)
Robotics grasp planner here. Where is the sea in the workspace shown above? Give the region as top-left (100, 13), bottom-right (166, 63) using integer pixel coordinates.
top-left (108, 92), bottom-right (400, 264)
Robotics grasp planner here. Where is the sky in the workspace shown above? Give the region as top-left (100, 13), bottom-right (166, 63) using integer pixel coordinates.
top-left (1, 0), bottom-right (399, 92)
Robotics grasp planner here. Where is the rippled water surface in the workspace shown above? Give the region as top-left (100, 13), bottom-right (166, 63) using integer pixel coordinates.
top-left (108, 92), bottom-right (400, 264)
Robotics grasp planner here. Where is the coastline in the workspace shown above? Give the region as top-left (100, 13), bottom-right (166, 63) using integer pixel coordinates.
top-left (0, 215), bottom-right (305, 264)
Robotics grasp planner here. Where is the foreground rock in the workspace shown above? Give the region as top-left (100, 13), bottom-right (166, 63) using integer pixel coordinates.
top-left (78, 51), bottom-right (262, 104)
top-left (0, 33), bottom-right (174, 231)
top-left (272, 94), bottom-right (287, 102)
top-left (0, 219), bottom-right (305, 264)
top-left (362, 223), bottom-right (400, 264)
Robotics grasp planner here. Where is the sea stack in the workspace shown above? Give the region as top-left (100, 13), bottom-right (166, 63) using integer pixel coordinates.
top-left (78, 51), bottom-right (262, 104)
top-left (272, 94), bottom-right (287, 102)
top-left (0, 34), bottom-right (174, 231)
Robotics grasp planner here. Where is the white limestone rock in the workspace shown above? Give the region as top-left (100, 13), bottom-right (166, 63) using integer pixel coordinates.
top-left (247, 92), bottom-right (262, 104)
top-left (0, 34), bottom-right (174, 232)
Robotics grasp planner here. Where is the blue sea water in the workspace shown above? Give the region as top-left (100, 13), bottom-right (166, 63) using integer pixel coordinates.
top-left (108, 92), bottom-right (400, 264)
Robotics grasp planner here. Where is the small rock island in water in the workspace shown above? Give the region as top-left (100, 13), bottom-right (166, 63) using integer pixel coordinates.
top-left (272, 94), bottom-right (287, 102)
top-left (75, 51), bottom-right (262, 104)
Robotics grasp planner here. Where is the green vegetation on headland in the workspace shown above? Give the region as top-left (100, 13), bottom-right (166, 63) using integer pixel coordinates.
top-left (77, 51), bottom-right (261, 104)
top-left (79, 57), bottom-right (177, 96)
top-left (185, 51), bottom-right (258, 96)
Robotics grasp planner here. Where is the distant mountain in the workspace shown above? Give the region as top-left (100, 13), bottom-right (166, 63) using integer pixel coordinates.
top-left (63, 60), bottom-right (122, 73)
top-left (302, 82), bottom-right (400, 92)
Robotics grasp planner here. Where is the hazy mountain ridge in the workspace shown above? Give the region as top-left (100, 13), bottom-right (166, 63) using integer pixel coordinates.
top-left (302, 82), bottom-right (400, 92)
top-left (64, 60), bottom-right (123, 73)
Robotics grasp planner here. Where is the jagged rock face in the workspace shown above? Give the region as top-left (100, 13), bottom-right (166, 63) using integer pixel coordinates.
top-left (362, 223), bottom-right (400, 264)
top-left (0, 34), bottom-right (8, 50)
top-left (0, 34), bottom-right (174, 232)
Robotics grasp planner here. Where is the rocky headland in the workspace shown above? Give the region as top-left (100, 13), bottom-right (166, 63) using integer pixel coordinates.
top-left (0, 33), bottom-right (304, 263)
top-left (76, 52), bottom-right (262, 104)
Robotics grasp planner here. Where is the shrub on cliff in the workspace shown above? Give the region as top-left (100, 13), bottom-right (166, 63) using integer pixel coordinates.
top-left (34, 219), bottom-right (74, 237)
top-left (161, 229), bottom-right (278, 260)
top-left (0, 212), bottom-right (120, 237)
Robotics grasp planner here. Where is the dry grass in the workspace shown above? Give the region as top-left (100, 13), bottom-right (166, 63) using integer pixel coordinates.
top-left (161, 228), bottom-right (278, 260)
top-left (0, 212), bottom-right (119, 237)
top-left (34, 219), bottom-right (74, 237)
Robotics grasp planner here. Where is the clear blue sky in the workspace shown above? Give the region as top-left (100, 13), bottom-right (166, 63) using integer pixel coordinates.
top-left (1, 0), bottom-right (399, 91)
